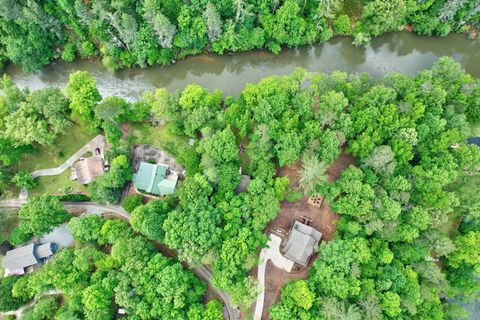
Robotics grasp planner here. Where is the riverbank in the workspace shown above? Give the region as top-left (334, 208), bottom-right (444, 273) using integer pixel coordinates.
top-left (5, 32), bottom-right (479, 99)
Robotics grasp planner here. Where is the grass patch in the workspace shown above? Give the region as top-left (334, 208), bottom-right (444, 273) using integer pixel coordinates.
top-left (30, 170), bottom-right (88, 197)
top-left (0, 209), bottom-right (18, 242)
top-left (16, 124), bottom-right (96, 172)
top-left (126, 122), bottom-right (190, 158)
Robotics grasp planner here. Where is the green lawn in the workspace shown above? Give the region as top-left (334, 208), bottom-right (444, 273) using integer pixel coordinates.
top-left (29, 170), bottom-right (88, 197)
top-left (126, 122), bottom-right (190, 158)
top-left (16, 124), bottom-right (96, 172)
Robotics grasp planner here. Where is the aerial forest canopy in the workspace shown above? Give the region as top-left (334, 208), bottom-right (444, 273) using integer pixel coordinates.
top-left (0, 57), bottom-right (479, 319)
top-left (0, 0), bottom-right (479, 72)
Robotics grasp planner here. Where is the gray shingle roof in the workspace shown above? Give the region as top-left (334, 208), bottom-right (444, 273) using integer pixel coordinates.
top-left (2, 243), bottom-right (38, 272)
top-left (283, 221), bottom-right (322, 266)
top-left (35, 243), bottom-right (54, 259)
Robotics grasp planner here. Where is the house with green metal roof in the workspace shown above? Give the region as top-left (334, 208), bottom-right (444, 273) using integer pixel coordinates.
top-left (133, 162), bottom-right (178, 196)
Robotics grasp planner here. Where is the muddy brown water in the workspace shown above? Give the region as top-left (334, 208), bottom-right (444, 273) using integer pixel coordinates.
top-left (3, 32), bottom-right (480, 101)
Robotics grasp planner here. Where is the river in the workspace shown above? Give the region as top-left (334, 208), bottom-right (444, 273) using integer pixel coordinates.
top-left (3, 32), bottom-right (480, 100)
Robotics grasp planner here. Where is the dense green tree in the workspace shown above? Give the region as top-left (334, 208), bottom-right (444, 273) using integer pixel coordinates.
top-left (0, 277), bottom-right (29, 312)
top-left (67, 215), bottom-right (105, 244)
top-left (4, 87), bottom-right (71, 146)
top-left (131, 199), bottom-right (171, 242)
top-left (65, 71), bottom-right (102, 128)
top-left (16, 195), bottom-right (70, 238)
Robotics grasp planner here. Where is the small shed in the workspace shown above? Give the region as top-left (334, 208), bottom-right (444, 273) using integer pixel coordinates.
top-left (283, 221), bottom-right (322, 267)
top-left (75, 155), bottom-right (105, 184)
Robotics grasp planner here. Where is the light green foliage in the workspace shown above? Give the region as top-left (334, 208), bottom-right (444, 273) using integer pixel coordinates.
top-left (95, 96), bottom-right (130, 124)
top-left (298, 154), bottom-right (328, 196)
top-left (309, 238), bottom-right (371, 299)
top-left (68, 215), bottom-right (105, 244)
top-left (131, 199), bottom-right (170, 242)
top-left (65, 71), bottom-right (102, 127)
top-left (362, 0), bottom-right (407, 36)
top-left (15, 195), bottom-right (70, 238)
top-left (21, 296), bottom-right (59, 320)
top-left (4, 87), bottom-right (71, 146)
top-left (333, 15), bottom-right (351, 35)
top-left (121, 194), bottom-right (143, 213)
top-left (179, 84), bottom-right (222, 137)
top-left (11, 171), bottom-right (36, 190)
top-left (448, 231), bottom-right (480, 271)
top-left (89, 153), bottom-right (132, 204)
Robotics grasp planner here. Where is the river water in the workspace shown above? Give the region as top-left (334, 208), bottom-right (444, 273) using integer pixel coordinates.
top-left (4, 32), bottom-right (480, 100)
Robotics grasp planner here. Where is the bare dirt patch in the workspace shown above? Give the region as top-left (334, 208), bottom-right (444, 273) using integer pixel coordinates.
top-left (260, 151), bottom-right (356, 319)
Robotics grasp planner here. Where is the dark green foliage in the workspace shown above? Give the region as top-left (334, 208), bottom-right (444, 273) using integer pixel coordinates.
top-left (121, 194), bottom-right (143, 213)
top-left (0, 276), bottom-right (29, 312)
top-left (89, 154), bottom-right (132, 204)
top-left (1, 0), bottom-right (477, 72)
top-left (131, 199), bottom-right (170, 242)
top-left (20, 296), bottom-right (59, 320)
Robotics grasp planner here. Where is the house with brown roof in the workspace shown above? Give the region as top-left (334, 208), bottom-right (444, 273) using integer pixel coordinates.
top-left (74, 155), bottom-right (105, 184)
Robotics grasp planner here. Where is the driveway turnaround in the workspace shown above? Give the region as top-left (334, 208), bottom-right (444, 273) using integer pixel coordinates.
top-left (254, 234), bottom-right (294, 320)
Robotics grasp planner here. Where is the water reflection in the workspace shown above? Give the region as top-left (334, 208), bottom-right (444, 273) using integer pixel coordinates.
top-left (3, 32), bottom-right (479, 100)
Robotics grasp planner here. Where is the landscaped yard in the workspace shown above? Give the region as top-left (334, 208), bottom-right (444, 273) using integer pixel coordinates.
top-left (16, 124), bottom-right (96, 172)
top-left (126, 122), bottom-right (190, 158)
top-left (29, 170), bottom-right (88, 197)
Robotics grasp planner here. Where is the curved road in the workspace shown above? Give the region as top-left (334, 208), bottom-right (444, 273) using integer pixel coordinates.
top-left (0, 199), bottom-right (240, 320)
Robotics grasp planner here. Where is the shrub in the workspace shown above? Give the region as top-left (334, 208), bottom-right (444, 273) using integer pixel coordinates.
top-left (56, 194), bottom-right (90, 202)
top-left (333, 15), bottom-right (351, 35)
top-left (11, 172), bottom-right (36, 190)
top-left (9, 224), bottom-right (32, 245)
top-left (122, 195), bottom-right (143, 213)
top-left (61, 43), bottom-right (77, 62)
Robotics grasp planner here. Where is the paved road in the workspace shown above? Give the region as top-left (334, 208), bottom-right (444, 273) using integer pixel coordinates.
top-left (31, 135), bottom-right (105, 178)
top-left (254, 234), bottom-right (294, 320)
top-left (0, 199), bottom-right (129, 220)
top-left (0, 290), bottom-right (63, 318)
top-left (0, 199), bottom-right (238, 320)
top-left (193, 266), bottom-right (240, 320)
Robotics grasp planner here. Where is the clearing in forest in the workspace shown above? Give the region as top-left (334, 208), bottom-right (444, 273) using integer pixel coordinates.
top-left (259, 151), bottom-right (356, 319)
